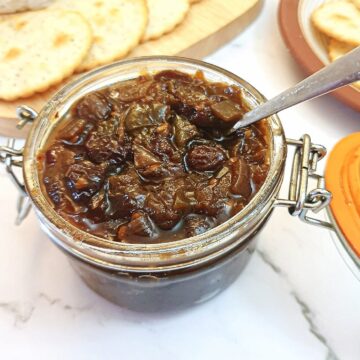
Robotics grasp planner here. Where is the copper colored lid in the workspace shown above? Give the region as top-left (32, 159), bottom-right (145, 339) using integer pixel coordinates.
top-left (278, 0), bottom-right (360, 112)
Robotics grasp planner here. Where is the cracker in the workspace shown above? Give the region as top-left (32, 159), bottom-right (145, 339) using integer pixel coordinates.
top-left (327, 38), bottom-right (360, 90)
top-left (0, 0), bottom-right (54, 14)
top-left (0, 9), bottom-right (92, 100)
top-left (142, 0), bottom-right (189, 42)
top-left (351, 0), bottom-right (360, 10)
top-left (352, 82), bottom-right (360, 91)
top-left (327, 38), bottom-right (355, 61)
top-left (52, 0), bottom-right (147, 72)
top-left (311, 1), bottom-right (360, 46)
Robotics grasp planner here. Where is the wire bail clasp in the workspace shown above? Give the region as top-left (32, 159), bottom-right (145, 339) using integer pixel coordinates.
top-left (275, 134), bottom-right (333, 230)
top-left (0, 105), bottom-right (38, 224)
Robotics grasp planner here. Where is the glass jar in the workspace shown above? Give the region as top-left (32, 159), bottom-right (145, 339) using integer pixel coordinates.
top-left (0, 56), bottom-right (333, 312)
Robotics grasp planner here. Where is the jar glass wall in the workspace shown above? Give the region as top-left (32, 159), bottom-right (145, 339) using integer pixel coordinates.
top-left (22, 57), bottom-right (287, 311)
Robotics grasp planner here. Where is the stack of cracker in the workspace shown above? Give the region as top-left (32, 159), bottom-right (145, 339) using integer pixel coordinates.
top-left (0, 0), bottom-right (197, 101)
top-left (311, 0), bottom-right (360, 90)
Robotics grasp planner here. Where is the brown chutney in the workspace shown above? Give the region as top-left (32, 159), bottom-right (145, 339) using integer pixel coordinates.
top-left (38, 69), bottom-right (270, 243)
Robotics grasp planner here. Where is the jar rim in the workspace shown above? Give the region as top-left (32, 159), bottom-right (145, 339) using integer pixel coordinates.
top-left (23, 56), bottom-right (286, 271)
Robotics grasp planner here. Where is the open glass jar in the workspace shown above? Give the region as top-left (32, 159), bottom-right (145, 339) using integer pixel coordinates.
top-left (0, 57), bottom-right (333, 312)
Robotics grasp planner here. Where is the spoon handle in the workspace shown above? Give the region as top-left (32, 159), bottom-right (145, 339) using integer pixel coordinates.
top-left (231, 46), bottom-right (360, 131)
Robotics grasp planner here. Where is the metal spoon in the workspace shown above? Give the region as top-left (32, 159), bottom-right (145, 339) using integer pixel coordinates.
top-left (229, 46), bottom-right (360, 133)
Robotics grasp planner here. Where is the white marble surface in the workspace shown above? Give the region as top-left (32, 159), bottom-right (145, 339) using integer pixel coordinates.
top-left (1, 1), bottom-right (360, 359)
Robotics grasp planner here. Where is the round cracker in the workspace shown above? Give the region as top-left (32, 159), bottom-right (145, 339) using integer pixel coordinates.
top-left (327, 38), bottom-right (360, 91)
top-left (0, 0), bottom-right (54, 14)
top-left (352, 82), bottom-right (360, 91)
top-left (327, 38), bottom-right (355, 61)
top-left (0, 9), bottom-right (92, 100)
top-left (52, 0), bottom-right (147, 72)
top-left (311, 1), bottom-right (360, 46)
top-left (351, 0), bottom-right (360, 10)
top-left (142, 0), bottom-right (189, 42)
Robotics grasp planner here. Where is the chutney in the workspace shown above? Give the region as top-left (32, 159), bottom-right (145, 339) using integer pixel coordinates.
top-left (39, 69), bottom-right (270, 243)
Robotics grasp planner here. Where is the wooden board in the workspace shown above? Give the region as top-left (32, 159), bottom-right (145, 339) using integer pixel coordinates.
top-left (0, 0), bottom-right (262, 138)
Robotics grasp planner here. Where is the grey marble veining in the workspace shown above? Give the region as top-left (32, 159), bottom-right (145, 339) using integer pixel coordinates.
top-left (256, 249), bottom-right (339, 360)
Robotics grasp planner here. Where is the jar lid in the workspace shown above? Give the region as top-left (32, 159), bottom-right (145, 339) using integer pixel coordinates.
top-left (325, 133), bottom-right (360, 258)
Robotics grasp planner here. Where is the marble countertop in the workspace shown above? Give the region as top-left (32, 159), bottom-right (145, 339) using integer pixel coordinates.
top-left (1, 1), bottom-right (359, 359)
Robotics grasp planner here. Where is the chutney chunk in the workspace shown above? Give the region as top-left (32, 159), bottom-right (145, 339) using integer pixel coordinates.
top-left (65, 161), bottom-right (106, 203)
top-left (187, 144), bottom-right (227, 172)
top-left (76, 92), bottom-right (112, 122)
top-left (59, 119), bottom-right (87, 144)
top-left (145, 192), bottom-right (182, 230)
top-left (194, 169), bottom-right (232, 216)
top-left (184, 215), bottom-right (214, 237)
top-left (117, 212), bottom-right (158, 242)
top-left (113, 78), bottom-right (153, 102)
top-left (106, 171), bottom-right (145, 219)
top-left (211, 100), bottom-right (244, 122)
top-left (229, 158), bottom-right (252, 197)
top-left (39, 69), bottom-right (270, 243)
top-left (173, 115), bottom-right (199, 148)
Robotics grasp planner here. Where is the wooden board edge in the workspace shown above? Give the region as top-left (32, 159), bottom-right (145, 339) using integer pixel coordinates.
top-left (0, 117), bottom-right (30, 138)
top-left (178, 0), bottom-right (263, 59)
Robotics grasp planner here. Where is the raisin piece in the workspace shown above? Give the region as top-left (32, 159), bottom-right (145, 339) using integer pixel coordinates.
top-left (187, 145), bottom-right (226, 172)
top-left (85, 133), bottom-right (131, 164)
top-left (64, 161), bottom-right (106, 203)
top-left (149, 126), bottom-right (180, 162)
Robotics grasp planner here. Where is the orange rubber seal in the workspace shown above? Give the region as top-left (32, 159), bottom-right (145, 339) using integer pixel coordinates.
top-left (325, 133), bottom-right (360, 258)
